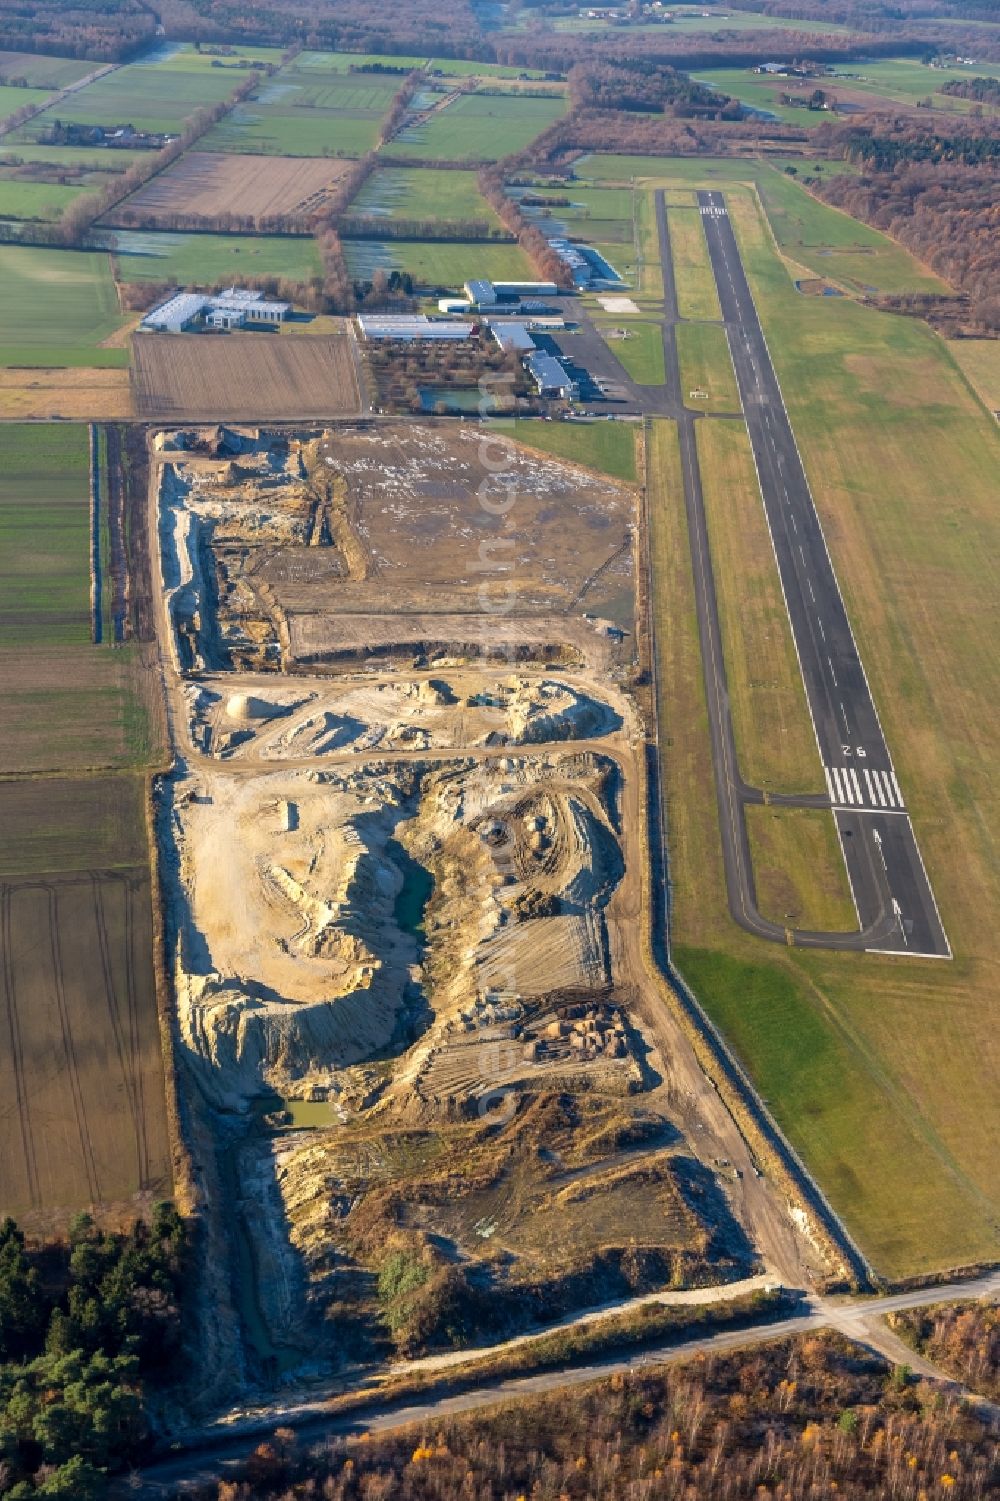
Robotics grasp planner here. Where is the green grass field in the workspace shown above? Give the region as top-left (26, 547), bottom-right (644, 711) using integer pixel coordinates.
top-left (946, 337), bottom-right (1000, 414)
top-left (746, 805), bottom-right (856, 933)
top-left (19, 42), bottom-right (283, 139)
top-left (113, 229), bottom-right (321, 284)
top-left (0, 50), bottom-right (93, 89)
top-left (0, 142), bottom-right (147, 171)
top-left (667, 207), bottom-right (720, 321)
top-left (390, 92), bottom-right (566, 162)
top-left (0, 423), bottom-right (90, 645)
top-left (0, 178), bottom-right (89, 219)
top-left (581, 158), bottom-right (943, 298)
top-left (537, 185), bottom-right (635, 246)
top-left (825, 56), bottom-right (1000, 113)
top-left (0, 422), bottom-right (162, 772)
top-left (647, 174), bottom-right (1000, 1278)
top-left (200, 58), bottom-right (398, 157)
top-left (695, 416), bottom-right (821, 795)
top-left (0, 245), bottom-right (127, 366)
top-left (677, 323), bottom-right (740, 412)
top-left (351, 167), bottom-right (501, 224)
top-left (0, 83), bottom-right (53, 122)
top-left (598, 320), bottom-right (664, 384)
top-left (344, 237), bottom-right (530, 286)
top-left (492, 417), bottom-right (638, 482)
top-left (692, 67), bottom-right (825, 126)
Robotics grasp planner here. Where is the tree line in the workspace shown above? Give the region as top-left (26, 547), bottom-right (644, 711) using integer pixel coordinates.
top-left (181, 1329), bottom-right (999, 1499)
top-left (0, 1207), bottom-right (187, 1498)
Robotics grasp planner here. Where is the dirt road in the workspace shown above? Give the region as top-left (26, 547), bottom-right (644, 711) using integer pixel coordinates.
top-left (120, 1273), bottom-right (1000, 1498)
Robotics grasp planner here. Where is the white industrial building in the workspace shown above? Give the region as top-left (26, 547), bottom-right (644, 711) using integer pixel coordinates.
top-left (356, 314), bottom-right (475, 341)
top-left (463, 278), bottom-right (559, 310)
top-left (527, 350), bottom-right (578, 400)
top-left (141, 288), bottom-right (291, 333)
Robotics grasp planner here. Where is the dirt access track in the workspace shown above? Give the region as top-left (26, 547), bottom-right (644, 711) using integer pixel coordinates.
top-left (147, 421), bottom-right (831, 1411)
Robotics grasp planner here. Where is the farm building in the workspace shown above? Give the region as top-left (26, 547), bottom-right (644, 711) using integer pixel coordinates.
top-left (142, 288), bottom-right (290, 333)
top-left (357, 315), bottom-right (475, 341)
top-left (527, 350), bottom-right (578, 399)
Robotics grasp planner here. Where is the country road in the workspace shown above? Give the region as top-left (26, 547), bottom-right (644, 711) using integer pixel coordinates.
top-left (120, 1272), bottom-right (1000, 1498)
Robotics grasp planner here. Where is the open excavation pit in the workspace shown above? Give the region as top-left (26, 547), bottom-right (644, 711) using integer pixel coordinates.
top-left (154, 421), bottom-right (637, 676)
top-left (151, 420), bottom-right (764, 1394)
top-left (184, 670), bottom-right (626, 760)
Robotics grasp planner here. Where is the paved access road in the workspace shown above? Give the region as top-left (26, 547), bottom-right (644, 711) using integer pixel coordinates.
top-left (663, 189), bottom-right (949, 957)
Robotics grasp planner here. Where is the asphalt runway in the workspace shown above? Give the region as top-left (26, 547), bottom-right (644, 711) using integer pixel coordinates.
top-left (651, 188), bottom-right (948, 957)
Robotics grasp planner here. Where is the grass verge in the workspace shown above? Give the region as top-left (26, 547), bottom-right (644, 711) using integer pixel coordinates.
top-left (746, 805), bottom-right (856, 933)
top-left (695, 417), bottom-right (822, 795)
top-left (678, 322), bottom-right (740, 412)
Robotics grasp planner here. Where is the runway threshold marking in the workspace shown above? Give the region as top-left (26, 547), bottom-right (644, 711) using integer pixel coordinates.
top-left (824, 763), bottom-right (905, 811)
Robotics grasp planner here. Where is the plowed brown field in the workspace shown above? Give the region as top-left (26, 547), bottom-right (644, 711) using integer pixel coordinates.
top-left (110, 151), bottom-right (352, 225)
top-left (132, 330), bottom-right (361, 420)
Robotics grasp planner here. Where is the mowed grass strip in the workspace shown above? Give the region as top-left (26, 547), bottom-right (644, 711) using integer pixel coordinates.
top-left (668, 207), bottom-right (720, 321)
top-left (696, 417), bottom-right (822, 795)
top-left (492, 417), bottom-right (638, 483)
top-left (678, 322), bottom-right (740, 412)
top-left (746, 805), bottom-right (856, 933)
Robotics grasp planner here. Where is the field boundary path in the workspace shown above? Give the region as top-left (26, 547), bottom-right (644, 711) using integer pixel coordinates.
top-left (119, 1271), bottom-right (1000, 1498)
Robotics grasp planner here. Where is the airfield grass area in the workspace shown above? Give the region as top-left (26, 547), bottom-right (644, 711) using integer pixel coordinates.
top-left (677, 323), bottom-right (740, 412)
top-left (390, 92), bottom-right (566, 162)
top-left (351, 166), bottom-right (501, 224)
top-left (0, 245), bottom-right (127, 367)
top-left (600, 319), bottom-right (664, 385)
top-left (113, 229), bottom-right (321, 284)
top-left (585, 156), bottom-right (945, 299)
top-left (745, 805), bottom-right (856, 934)
top-left (667, 206), bottom-right (720, 321)
top-left (647, 173), bottom-right (1000, 1278)
top-left (695, 417), bottom-right (822, 796)
top-left (344, 236), bottom-right (531, 285)
top-left (491, 417), bottom-right (638, 483)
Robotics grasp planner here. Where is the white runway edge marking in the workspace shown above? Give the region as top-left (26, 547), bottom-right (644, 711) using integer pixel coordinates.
top-left (826, 765), bottom-right (904, 810)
